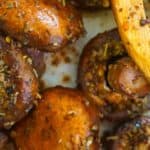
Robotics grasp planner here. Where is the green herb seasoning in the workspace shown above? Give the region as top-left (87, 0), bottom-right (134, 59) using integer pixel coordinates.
top-left (0, 52), bottom-right (18, 116)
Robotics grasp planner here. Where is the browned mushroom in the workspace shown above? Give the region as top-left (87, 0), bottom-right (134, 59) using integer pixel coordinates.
top-left (12, 87), bottom-right (101, 150)
top-left (107, 117), bottom-right (150, 150)
top-left (0, 35), bottom-right (39, 129)
top-left (0, 0), bottom-right (84, 51)
top-left (78, 29), bottom-right (150, 121)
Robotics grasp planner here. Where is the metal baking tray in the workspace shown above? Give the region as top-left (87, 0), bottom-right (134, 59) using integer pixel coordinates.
top-left (41, 1), bottom-right (150, 90)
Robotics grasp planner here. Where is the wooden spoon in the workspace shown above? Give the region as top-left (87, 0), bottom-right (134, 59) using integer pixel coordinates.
top-left (111, 0), bottom-right (150, 80)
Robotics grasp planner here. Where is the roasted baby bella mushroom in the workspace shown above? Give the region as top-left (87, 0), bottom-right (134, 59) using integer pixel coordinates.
top-left (0, 0), bottom-right (84, 51)
top-left (12, 87), bottom-right (101, 150)
top-left (78, 29), bottom-right (150, 121)
top-left (0, 35), bottom-right (39, 129)
top-left (107, 117), bottom-right (150, 150)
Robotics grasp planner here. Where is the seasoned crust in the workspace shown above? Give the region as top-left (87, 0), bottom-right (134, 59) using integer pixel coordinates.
top-left (0, 36), bottom-right (39, 129)
top-left (0, 0), bottom-right (84, 51)
top-left (12, 87), bottom-right (101, 150)
top-left (78, 28), bottom-right (125, 106)
top-left (78, 29), bottom-right (150, 121)
top-left (109, 117), bottom-right (150, 150)
top-left (0, 34), bottom-right (46, 78)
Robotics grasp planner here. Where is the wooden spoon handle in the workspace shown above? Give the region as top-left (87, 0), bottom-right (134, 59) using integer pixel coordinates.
top-left (111, 0), bottom-right (150, 80)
